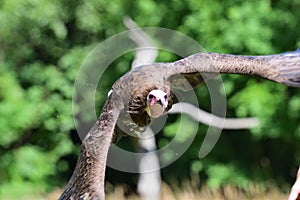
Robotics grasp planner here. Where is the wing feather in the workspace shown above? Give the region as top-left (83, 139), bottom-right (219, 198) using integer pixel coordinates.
top-left (166, 50), bottom-right (300, 88)
top-left (59, 93), bottom-right (123, 200)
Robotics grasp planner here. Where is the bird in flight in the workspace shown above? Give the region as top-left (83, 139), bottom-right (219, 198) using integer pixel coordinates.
top-left (59, 49), bottom-right (300, 200)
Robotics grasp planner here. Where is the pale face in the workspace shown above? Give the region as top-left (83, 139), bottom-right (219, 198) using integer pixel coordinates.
top-left (145, 90), bottom-right (168, 118)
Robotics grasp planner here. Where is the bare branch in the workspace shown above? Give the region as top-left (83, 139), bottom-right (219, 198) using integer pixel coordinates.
top-left (125, 16), bottom-right (161, 200)
top-left (124, 17), bottom-right (158, 68)
top-left (168, 103), bottom-right (260, 129)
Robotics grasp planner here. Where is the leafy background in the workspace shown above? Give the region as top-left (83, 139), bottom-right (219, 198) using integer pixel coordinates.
top-left (0, 0), bottom-right (300, 199)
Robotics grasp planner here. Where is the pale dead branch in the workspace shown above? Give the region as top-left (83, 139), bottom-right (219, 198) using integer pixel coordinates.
top-left (169, 103), bottom-right (260, 129)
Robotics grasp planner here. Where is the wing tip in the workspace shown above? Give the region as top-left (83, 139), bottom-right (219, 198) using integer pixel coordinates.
top-left (277, 49), bottom-right (300, 87)
top-left (282, 48), bottom-right (300, 55)
top-left (280, 72), bottom-right (300, 87)
top-left (282, 80), bottom-right (300, 88)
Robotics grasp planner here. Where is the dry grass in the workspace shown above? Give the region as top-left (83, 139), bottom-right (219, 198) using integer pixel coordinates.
top-left (44, 181), bottom-right (289, 200)
top-left (166, 182), bottom-right (288, 200)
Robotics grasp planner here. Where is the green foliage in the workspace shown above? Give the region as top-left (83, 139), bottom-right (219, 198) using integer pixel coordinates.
top-left (207, 163), bottom-right (249, 188)
top-left (229, 81), bottom-right (287, 137)
top-left (0, 0), bottom-right (300, 198)
top-left (163, 114), bottom-right (197, 141)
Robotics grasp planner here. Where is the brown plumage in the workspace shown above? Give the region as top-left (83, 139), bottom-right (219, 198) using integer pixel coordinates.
top-left (59, 50), bottom-right (300, 199)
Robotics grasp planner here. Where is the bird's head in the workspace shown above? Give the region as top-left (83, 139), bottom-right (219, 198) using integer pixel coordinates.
top-left (145, 89), bottom-right (168, 118)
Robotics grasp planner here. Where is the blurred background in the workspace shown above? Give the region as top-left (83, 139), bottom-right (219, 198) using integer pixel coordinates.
top-left (0, 0), bottom-right (300, 199)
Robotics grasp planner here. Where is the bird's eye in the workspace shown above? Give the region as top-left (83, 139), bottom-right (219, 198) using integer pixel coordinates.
top-left (164, 95), bottom-right (167, 100)
top-left (148, 94), bottom-right (154, 99)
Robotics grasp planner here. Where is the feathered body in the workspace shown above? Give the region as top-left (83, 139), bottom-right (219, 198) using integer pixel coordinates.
top-left (112, 64), bottom-right (173, 141)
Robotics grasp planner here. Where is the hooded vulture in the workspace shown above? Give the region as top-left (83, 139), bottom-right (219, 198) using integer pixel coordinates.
top-left (59, 49), bottom-right (300, 200)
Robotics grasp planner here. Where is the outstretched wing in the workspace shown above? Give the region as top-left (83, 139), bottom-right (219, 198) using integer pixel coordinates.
top-left (59, 92), bottom-right (123, 200)
top-left (166, 49), bottom-right (300, 90)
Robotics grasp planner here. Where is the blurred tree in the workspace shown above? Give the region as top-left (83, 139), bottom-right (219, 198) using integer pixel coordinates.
top-left (0, 0), bottom-right (300, 198)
